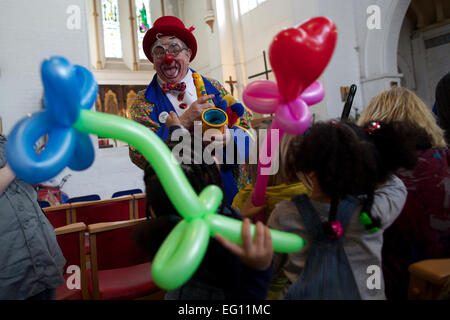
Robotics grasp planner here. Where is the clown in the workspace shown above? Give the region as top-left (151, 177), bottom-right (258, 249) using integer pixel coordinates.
top-left (129, 16), bottom-right (253, 204)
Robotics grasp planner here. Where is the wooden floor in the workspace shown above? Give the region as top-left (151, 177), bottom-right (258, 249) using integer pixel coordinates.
top-left (135, 290), bottom-right (166, 300)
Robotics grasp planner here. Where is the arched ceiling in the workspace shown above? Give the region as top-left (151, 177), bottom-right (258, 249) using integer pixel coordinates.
top-left (407, 0), bottom-right (450, 30)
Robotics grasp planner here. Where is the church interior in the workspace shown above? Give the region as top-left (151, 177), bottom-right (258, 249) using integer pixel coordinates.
top-left (0, 0), bottom-right (449, 302)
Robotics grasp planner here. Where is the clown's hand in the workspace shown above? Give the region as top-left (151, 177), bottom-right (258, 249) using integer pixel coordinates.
top-left (166, 111), bottom-right (182, 128)
top-left (180, 94), bottom-right (215, 129)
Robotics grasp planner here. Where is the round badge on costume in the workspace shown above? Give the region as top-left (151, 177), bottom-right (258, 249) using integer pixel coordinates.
top-left (159, 111), bottom-right (169, 124)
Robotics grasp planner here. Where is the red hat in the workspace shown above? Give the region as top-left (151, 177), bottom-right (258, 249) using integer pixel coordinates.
top-left (143, 16), bottom-right (197, 63)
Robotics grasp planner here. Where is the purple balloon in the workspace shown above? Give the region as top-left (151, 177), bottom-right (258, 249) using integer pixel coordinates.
top-left (242, 80), bottom-right (281, 114)
top-left (275, 98), bottom-right (311, 135)
top-left (300, 81), bottom-right (325, 106)
top-left (243, 77), bottom-right (323, 208)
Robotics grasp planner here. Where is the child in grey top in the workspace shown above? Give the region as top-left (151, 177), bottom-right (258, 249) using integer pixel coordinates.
top-left (268, 174), bottom-right (406, 299)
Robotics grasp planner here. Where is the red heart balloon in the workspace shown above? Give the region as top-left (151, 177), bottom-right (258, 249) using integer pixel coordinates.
top-left (269, 17), bottom-right (337, 101)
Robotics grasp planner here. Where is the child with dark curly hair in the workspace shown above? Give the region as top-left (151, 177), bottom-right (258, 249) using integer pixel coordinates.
top-left (265, 120), bottom-right (429, 300)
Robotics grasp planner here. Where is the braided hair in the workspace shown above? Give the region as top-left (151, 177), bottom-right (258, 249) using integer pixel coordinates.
top-left (354, 120), bottom-right (432, 231)
top-left (285, 121), bottom-right (376, 237)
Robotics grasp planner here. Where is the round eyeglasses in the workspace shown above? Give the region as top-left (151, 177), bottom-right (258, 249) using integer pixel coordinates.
top-left (151, 43), bottom-right (187, 59)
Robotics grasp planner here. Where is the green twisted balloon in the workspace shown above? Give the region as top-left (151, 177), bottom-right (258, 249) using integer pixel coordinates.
top-left (74, 109), bottom-right (304, 290)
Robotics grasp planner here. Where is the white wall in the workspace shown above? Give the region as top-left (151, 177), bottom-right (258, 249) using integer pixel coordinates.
top-left (212, 0), bottom-right (236, 85)
top-left (411, 23), bottom-right (450, 108)
top-left (179, 0), bottom-right (328, 120)
top-left (316, 0), bottom-right (364, 120)
top-left (231, 0), bottom-right (361, 121)
top-left (233, 0), bottom-right (324, 119)
top-left (0, 0), bottom-right (91, 135)
top-left (181, 0), bottom-right (309, 104)
top-left (183, 0), bottom-right (213, 75)
top-left (398, 15), bottom-right (417, 92)
top-left (48, 147), bottom-right (144, 200)
top-left (239, 0), bottom-right (297, 82)
top-left (382, 5), bottom-right (450, 109)
top-left (354, 0), bottom-right (410, 107)
top-left (0, 0), bottom-right (145, 200)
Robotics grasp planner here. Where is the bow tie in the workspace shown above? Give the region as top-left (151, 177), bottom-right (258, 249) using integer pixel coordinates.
top-left (161, 82), bottom-right (186, 93)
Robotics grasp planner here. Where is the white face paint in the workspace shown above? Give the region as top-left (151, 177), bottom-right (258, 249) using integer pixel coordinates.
top-left (152, 36), bottom-right (192, 84)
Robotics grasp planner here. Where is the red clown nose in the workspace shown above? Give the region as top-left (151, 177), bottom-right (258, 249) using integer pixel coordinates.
top-left (163, 53), bottom-right (175, 65)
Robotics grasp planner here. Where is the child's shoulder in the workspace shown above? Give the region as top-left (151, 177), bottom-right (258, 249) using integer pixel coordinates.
top-left (274, 199), bottom-right (298, 211)
top-left (268, 200), bottom-right (299, 224)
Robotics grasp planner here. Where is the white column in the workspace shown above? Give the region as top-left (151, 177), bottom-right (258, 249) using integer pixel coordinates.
top-left (356, 0), bottom-right (411, 107)
top-left (229, 0), bottom-right (248, 100)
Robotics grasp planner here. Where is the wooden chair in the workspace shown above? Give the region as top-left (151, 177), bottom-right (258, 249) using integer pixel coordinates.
top-left (87, 218), bottom-right (162, 300)
top-left (70, 196), bottom-right (135, 257)
top-left (133, 193), bottom-right (147, 219)
top-left (67, 194), bottom-right (101, 203)
top-left (43, 204), bottom-right (71, 228)
top-left (408, 259), bottom-right (450, 300)
top-left (38, 200), bottom-right (51, 208)
top-left (54, 222), bottom-right (88, 300)
top-left (71, 196), bottom-right (134, 225)
top-left (112, 189), bottom-right (143, 198)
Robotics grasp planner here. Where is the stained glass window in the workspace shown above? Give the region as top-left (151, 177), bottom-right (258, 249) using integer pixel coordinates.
top-left (135, 0), bottom-right (152, 60)
top-left (101, 0), bottom-right (123, 58)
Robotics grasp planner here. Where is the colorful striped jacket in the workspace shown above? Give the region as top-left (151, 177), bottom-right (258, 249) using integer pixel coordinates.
top-left (128, 70), bottom-right (252, 199)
